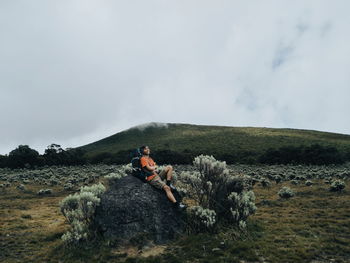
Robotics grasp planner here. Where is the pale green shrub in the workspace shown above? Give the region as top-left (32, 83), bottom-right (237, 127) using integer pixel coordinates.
top-left (291, 180), bottom-right (299, 185)
top-left (228, 190), bottom-right (257, 228)
top-left (305, 180), bottom-right (313, 186)
top-left (64, 183), bottom-right (74, 191)
top-left (295, 175), bottom-right (306, 181)
top-left (329, 180), bottom-right (345, 192)
top-left (122, 163), bottom-right (133, 174)
top-left (181, 155), bottom-right (229, 209)
top-left (22, 179), bottom-right (30, 184)
top-left (61, 220), bottom-right (88, 244)
top-left (104, 172), bottom-right (125, 180)
top-left (187, 206), bottom-right (216, 232)
top-left (59, 182), bottom-right (106, 246)
top-left (49, 177), bottom-right (59, 186)
top-left (16, 184), bottom-right (26, 191)
top-left (324, 178), bottom-right (331, 184)
top-left (60, 194), bottom-right (79, 212)
top-left (260, 178), bottom-right (271, 187)
top-left (273, 175), bottom-right (282, 184)
top-left (180, 155), bottom-right (256, 230)
top-left (80, 182), bottom-right (105, 197)
top-left (278, 186), bottom-right (294, 199)
top-left (38, 189), bottom-right (53, 195)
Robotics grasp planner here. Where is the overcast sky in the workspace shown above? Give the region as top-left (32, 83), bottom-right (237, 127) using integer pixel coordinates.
top-left (1, 0), bottom-right (349, 154)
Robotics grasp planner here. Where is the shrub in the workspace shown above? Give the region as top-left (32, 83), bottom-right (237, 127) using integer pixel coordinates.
top-left (273, 175), bottom-right (282, 184)
top-left (38, 189), bottom-right (53, 195)
top-left (122, 163), bottom-right (133, 174)
top-left (104, 172), bottom-right (126, 180)
top-left (64, 183), bottom-right (74, 191)
top-left (324, 178), bottom-right (332, 184)
top-left (80, 182), bottom-right (105, 197)
top-left (180, 155), bottom-right (256, 231)
top-left (181, 155), bottom-right (229, 209)
top-left (22, 179), bottom-right (30, 184)
top-left (295, 175), bottom-right (306, 181)
top-left (49, 177), bottom-right (59, 186)
top-left (16, 184), bottom-right (26, 191)
top-left (278, 186), bottom-right (294, 199)
top-left (228, 190), bottom-right (257, 229)
top-left (291, 180), bottom-right (299, 185)
top-left (187, 206), bottom-right (216, 233)
top-left (59, 182), bottom-right (106, 246)
top-left (260, 178), bottom-right (271, 187)
top-left (305, 180), bottom-right (313, 186)
top-left (329, 180), bottom-right (346, 192)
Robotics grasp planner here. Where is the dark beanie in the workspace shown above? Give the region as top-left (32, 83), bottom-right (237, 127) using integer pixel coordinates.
top-left (139, 145), bottom-right (148, 154)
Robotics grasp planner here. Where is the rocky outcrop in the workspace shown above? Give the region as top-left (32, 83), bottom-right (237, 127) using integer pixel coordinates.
top-left (95, 175), bottom-right (185, 246)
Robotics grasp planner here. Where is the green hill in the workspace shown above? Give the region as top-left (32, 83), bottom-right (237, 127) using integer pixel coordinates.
top-left (76, 122), bottom-right (350, 164)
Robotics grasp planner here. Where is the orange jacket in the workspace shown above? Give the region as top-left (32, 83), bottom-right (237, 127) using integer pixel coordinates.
top-left (140, 156), bottom-right (157, 181)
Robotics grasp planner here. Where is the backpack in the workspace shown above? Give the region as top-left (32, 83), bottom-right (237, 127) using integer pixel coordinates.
top-left (130, 148), bottom-right (153, 182)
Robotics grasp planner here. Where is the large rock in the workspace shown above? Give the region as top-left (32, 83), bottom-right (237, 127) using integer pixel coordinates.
top-left (95, 175), bottom-right (185, 246)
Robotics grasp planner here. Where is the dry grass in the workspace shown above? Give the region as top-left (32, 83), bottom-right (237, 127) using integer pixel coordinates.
top-left (1, 179), bottom-right (349, 263)
top-left (0, 184), bottom-right (68, 262)
top-left (250, 181), bottom-right (350, 263)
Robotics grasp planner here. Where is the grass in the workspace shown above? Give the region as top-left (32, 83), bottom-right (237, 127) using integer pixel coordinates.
top-left (1, 177), bottom-right (349, 262)
top-left (76, 123), bottom-right (350, 161)
top-left (250, 182), bottom-right (350, 263)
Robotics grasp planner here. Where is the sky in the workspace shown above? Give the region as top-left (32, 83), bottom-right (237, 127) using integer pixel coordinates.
top-left (1, 0), bottom-right (350, 154)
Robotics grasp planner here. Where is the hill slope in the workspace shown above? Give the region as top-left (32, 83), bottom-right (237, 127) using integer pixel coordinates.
top-left (76, 122), bottom-right (350, 164)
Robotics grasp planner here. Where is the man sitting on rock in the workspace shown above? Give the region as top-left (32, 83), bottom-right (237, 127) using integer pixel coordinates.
top-left (139, 145), bottom-right (186, 210)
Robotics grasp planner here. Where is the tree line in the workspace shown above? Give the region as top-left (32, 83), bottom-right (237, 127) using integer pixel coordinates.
top-left (0, 143), bottom-right (349, 169)
top-left (0, 144), bottom-right (86, 169)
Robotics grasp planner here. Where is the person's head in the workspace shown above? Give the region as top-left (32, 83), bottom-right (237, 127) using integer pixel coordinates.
top-left (139, 145), bottom-right (150, 155)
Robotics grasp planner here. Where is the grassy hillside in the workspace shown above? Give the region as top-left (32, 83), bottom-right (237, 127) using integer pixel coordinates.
top-left (76, 122), bottom-right (350, 164)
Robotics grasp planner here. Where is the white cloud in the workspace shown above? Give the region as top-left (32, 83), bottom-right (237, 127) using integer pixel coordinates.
top-left (0, 0), bottom-right (349, 154)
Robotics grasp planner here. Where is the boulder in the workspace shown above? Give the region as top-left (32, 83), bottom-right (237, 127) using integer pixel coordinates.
top-left (95, 175), bottom-right (185, 246)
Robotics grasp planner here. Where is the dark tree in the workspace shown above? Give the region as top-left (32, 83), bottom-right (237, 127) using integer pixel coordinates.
top-left (7, 145), bottom-right (40, 168)
top-left (0, 155), bottom-right (8, 168)
top-left (259, 144), bottom-right (345, 165)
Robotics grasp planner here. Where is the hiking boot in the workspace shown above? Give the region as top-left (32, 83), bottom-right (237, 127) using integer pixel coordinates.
top-left (178, 202), bottom-right (187, 210)
top-left (172, 201), bottom-right (187, 211)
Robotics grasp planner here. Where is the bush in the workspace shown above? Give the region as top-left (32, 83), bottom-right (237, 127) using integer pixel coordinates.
top-left (22, 179), bottom-right (30, 184)
top-left (187, 206), bottom-right (216, 233)
top-left (16, 184), bottom-right (26, 191)
top-left (59, 182), bottom-right (106, 246)
top-left (291, 180), bottom-right (299, 185)
top-left (329, 180), bottom-right (346, 192)
top-left (104, 172), bottom-right (126, 180)
top-left (278, 186), bottom-right (294, 199)
top-left (305, 180), bottom-right (313, 186)
top-left (324, 178), bottom-right (332, 184)
top-left (180, 155), bottom-right (257, 232)
top-left (228, 190), bottom-right (257, 229)
top-left (273, 175), bottom-right (282, 184)
top-left (38, 189), bottom-right (53, 195)
top-left (49, 177), bottom-right (59, 186)
top-left (80, 182), bottom-right (105, 197)
top-left (64, 183), bottom-right (74, 191)
top-left (260, 178), bottom-right (271, 187)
